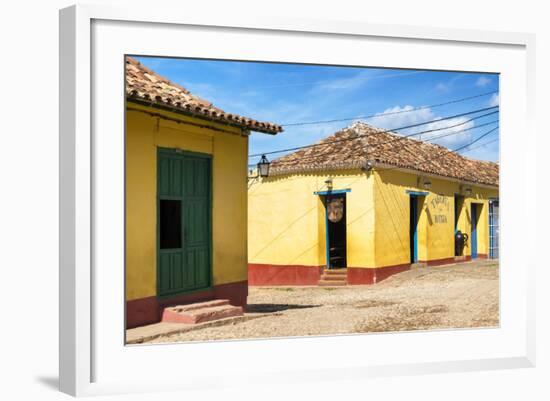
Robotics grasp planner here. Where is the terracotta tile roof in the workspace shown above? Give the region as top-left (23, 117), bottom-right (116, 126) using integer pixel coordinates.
top-left (125, 57), bottom-right (282, 134)
top-left (270, 121), bottom-right (499, 187)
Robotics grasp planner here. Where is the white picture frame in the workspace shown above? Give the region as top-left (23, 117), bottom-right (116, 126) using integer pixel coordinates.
top-left (59, 4), bottom-right (536, 397)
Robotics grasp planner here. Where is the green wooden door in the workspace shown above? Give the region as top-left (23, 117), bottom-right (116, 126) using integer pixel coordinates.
top-left (157, 149), bottom-right (211, 297)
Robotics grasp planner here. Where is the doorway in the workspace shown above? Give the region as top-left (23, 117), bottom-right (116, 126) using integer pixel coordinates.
top-left (409, 195), bottom-right (419, 263)
top-left (489, 200), bottom-right (499, 259)
top-left (325, 194), bottom-right (347, 269)
top-left (157, 148), bottom-right (212, 297)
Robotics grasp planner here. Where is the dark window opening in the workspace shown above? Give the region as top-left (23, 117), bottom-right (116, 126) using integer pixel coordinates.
top-left (160, 199), bottom-right (182, 249)
top-left (410, 196), bottom-right (419, 263)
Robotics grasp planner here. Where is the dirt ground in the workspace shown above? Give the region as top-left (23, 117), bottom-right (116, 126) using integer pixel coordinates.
top-left (146, 259), bottom-right (499, 344)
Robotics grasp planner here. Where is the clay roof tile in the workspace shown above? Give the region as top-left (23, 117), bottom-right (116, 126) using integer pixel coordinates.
top-left (125, 57), bottom-right (282, 134)
top-left (270, 121), bottom-right (498, 186)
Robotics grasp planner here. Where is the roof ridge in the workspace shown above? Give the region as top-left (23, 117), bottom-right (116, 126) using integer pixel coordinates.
top-left (271, 121), bottom-right (498, 186)
top-left (349, 120), bottom-right (472, 158)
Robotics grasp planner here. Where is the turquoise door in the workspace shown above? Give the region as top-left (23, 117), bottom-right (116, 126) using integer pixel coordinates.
top-left (410, 196), bottom-right (419, 263)
top-left (471, 203), bottom-right (478, 259)
top-left (157, 149), bottom-right (211, 297)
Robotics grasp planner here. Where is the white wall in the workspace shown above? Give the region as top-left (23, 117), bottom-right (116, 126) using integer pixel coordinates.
top-left (0, 1), bottom-right (548, 400)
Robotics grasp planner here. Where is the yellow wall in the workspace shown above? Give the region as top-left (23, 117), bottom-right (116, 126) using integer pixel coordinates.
top-left (373, 168), bottom-right (498, 267)
top-left (125, 104), bottom-right (249, 301)
top-left (248, 166), bottom-right (497, 271)
top-left (248, 170), bottom-right (375, 268)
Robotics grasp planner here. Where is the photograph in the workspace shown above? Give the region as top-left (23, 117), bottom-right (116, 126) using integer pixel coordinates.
top-left (2, 0), bottom-right (546, 398)
top-left (124, 55), bottom-right (500, 345)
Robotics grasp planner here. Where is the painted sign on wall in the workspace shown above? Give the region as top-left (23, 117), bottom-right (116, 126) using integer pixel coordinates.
top-left (430, 195), bottom-right (450, 225)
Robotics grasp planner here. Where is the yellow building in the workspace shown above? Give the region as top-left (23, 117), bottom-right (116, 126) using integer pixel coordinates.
top-left (248, 122), bottom-right (499, 286)
top-left (125, 57), bottom-right (281, 328)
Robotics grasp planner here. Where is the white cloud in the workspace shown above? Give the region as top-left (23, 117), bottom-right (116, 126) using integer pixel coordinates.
top-left (434, 74), bottom-right (466, 93)
top-left (488, 93), bottom-right (499, 107)
top-left (371, 105), bottom-right (475, 148)
top-left (476, 76), bottom-right (492, 87)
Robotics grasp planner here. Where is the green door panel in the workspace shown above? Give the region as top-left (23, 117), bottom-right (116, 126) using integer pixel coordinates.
top-left (157, 149), bottom-right (212, 297)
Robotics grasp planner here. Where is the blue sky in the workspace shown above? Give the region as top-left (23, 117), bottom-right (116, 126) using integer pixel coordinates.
top-left (134, 56), bottom-right (499, 165)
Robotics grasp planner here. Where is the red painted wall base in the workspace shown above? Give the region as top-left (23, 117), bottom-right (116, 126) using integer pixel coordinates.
top-left (249, 255), bottom-right (485, 288)
top-left (126, 280), bottom-right (248, 329)
top-left (419, 257), bottom-right (457, 267)
top-left (248, 264), bottom-right (324, 286)
top-left (347, 264), bottom-right (411, 284)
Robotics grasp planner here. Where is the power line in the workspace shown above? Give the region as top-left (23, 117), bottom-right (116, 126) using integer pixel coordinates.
top-left (249, 127), bottom-right (499, 186)
top-left (251, 119), bottom-right (499, 168)
top-left (411, 120), bottom-right (498, 143)
top-left (449, 127), bottom-right (499, 153)
top-left (375, 126), bottom-right (499, 174)
top-left (249, 126), bottom-right (500, 182)
top-left (459, 137), bottom-right (499, 154)
top-left (251, 107), bottom-right (498, 159)
top-left (249, 106), bottom-right (499, 159)
top-left (281, 90), bottom-right (498, 127)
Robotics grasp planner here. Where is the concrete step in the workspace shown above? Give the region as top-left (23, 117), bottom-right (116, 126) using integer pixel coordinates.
top-left (167, 299), bottom-right (229, 312)
top-left (318, 280), bottom-right (347, 286)
top-left (322, 273), bottom-right (347, 279)
top-left (323, 269), bottom-right (348, 275)
top-left (410, 262), bottom-right (428, 269)
top-left (162, 300), bottom-right (243, 324)
top-left (320, 274), bottom-right (347, 281)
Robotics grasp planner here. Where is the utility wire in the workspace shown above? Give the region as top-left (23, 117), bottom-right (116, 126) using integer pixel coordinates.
top-left (447, 127), bottom-right (499, 154)
top-left (409, 120), bottom-right (498, 143)
top-left (249, 127), bottom-right (499, 184)
top-left (459, 137), bottom-right (499, 154)
top-left (251, 118), bottom-right (499, 168)
top-left (281, 90), bottom-right (498, 127)
top-left (374, 126), bottom-right (499, 174)
top-left (249, 106), bottom-right (499, 159)
top-left (249, 126), bottom-right (500, 182)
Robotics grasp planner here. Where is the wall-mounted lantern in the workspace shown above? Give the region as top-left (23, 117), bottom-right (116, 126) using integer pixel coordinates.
top-left (324, 177), bottom-right (333, 191)
top-left (362, 159), bottom-right (375, 172)
top-left (257, 154), bottom-right (271, 178)
top-left (418, 176), bottom-right (431, 191)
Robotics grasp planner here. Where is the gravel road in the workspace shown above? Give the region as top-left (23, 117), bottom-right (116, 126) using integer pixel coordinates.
top-left (147, 259), bottom-right (499, 343)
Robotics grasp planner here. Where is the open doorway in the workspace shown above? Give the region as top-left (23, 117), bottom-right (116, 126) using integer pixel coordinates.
top-left (454, 194), bottom-right (466, 257)
top-left (410, 195), bottom-right (419, 263)
top-left (325, 194), bottom-right (347, 269)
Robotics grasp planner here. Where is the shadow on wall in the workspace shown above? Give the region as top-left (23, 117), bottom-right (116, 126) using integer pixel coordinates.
top-left (425, 199), bottom-right (433, 225)
top-left (249, 171), bottom-right (371, 263)
top-left (373, 173), bottom-right (408, 254)
top-left (287, 242), bottom-right (320, 265)
top-left (250, 204), bottom-right (318, 261)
